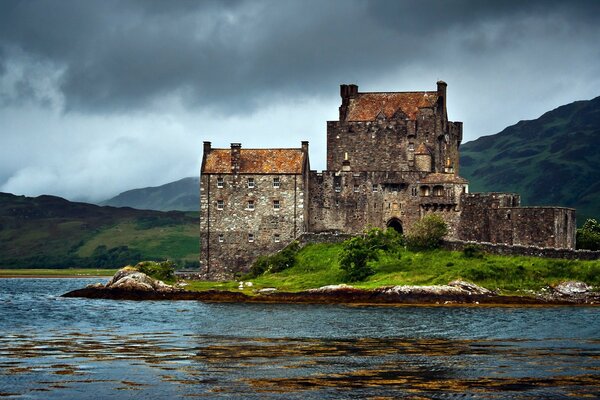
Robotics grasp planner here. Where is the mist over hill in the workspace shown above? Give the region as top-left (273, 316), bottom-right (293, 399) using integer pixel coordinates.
top-left (460, 96), bottom-right (600, 223)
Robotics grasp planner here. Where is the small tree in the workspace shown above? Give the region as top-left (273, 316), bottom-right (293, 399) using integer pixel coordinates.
top-left (405, 214), bottom-right (448, 250)
top-left (339, 228), bottom-right (403, 282)
top-left (577, 218), bottom-right (600, 251)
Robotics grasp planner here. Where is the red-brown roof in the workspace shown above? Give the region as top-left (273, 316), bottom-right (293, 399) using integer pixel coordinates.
top-left (203, 148), bottom-right (305, 174)
top-left (346, 92), bottom-right (439, 121)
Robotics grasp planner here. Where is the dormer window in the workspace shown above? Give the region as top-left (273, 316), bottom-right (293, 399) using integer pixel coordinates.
top-left (247, 178), bottom-right (255, 189)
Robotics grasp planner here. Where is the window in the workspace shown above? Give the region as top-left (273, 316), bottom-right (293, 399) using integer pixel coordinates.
top-left (247, 200), bottom-right (255, 210)
top-left (273, 177), bottom-right (280, 188)
top-left (353, 185), bottom-right (359, 193)
top-left (433, 185), bottom-right (444, 196)
top-left (217, 177), bottom-right (224, 188)
top-left (372, 184), bottom-right (378, 193)
top-left (218, 234), bottom-right (224, 243)
top-left (248, 233), bottom-right (254, 243)
top-left (273, 200), bottom-right (280, 210)
top-left (247, 177), bottom-right (255, 189)
top-left (334, 177), bottom-right (342, 192)
top-left (335, 185), bottom-right (341, 193)
top-left (217, 200), bottom-right (224, 210)
top-left (274, 234), bottom-right (280, 243)
top-left (411, 187), bottom-right (417, 196)
top-left (420, 186), bottom-right (430, 196)
top-left (408, 143), bottom-right (415, 151)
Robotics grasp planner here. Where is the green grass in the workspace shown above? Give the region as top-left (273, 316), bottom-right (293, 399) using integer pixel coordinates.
top-left (184, 243), bottom-right (600, 294)
top-left (0, 268), bottom-right (117, 277)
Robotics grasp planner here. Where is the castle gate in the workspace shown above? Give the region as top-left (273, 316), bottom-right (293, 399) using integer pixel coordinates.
top-left (386, 218), bottom-right (403, 234)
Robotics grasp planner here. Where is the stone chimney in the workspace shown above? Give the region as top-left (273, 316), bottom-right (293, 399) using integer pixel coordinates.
top-left (203, 141), bottom-right (211, 154)
top-left (301, 140), bottom-right (309, 154)
top-left (339, 84), bottom-right (359, 120)
top-left (437, 80), bottom-right (447, 116)
top-left (230, 143), bottom-right (241, 174)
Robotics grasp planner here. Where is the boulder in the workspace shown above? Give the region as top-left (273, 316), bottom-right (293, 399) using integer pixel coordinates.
top-left (103, 268), bottom-right (177, 292)
top-left (553, 281), bottom-right (592, 296)
top-left (448, 280), bottom-right (492, 295)
top-left (308, 284), bottom-right (354, 293)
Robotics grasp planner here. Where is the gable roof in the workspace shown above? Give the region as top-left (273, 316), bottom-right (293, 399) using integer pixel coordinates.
top-left (345, 92), bottom-right (439, 121)
top-left (203, 148), bottom-right (306, 174)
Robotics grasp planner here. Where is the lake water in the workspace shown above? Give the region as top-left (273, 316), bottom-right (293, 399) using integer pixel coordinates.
top-left (0, 278), bottom-right (599, 399)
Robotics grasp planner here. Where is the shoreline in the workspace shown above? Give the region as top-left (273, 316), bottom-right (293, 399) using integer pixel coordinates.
top-left (61, 286), bottom-right (599, 306)
top-left (1, 275), bottom-right (110, 279)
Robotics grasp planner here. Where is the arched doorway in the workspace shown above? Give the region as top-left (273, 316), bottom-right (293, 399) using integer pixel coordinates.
top-left (386, 218), bottom-right (403, 234)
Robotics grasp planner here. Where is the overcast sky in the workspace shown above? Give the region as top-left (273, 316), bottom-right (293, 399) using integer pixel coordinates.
top-left (1, 0), bottom-right (599, 202)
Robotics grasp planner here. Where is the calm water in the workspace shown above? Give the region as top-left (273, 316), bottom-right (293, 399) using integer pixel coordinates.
top-left (0, 278), bottom-right (599, 399)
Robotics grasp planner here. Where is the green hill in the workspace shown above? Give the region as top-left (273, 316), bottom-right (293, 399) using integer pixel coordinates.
top-left (0, 192), bottom-right (199, 268)
top-left (460, 96), bottom-right (600, 222)
top-left (101, 177), bottom-right (199, 211)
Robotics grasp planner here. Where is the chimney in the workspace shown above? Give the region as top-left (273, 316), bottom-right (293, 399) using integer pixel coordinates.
top-left (230, 143), bottom-right (241, 174)
top-left (203, 141), bottom-right (211, 155)
top-left (437, 80), bottom-right (447, 116)
top-left (301, 140), bottom-right (309, 153)
top-left (339, 83), bottom-right (359, 121)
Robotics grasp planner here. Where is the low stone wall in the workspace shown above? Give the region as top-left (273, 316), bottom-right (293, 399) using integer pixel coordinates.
top-left (297, 232), bottom-right (354, 245)
top-left (442, 240), bottom-right (600, 260)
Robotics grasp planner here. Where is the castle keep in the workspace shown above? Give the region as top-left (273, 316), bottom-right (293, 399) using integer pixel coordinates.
top-left (200, 82), bottom-right (576, 279)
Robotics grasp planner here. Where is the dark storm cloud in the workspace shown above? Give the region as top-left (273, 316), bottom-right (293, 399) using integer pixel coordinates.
top-left (1, 0), bottom-right (597, 114)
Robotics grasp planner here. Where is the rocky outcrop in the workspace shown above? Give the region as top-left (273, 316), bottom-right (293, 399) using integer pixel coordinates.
top-left (63, 276), bottom-right (598, 305)
top-left (537, 281), bottom-right (599, 304)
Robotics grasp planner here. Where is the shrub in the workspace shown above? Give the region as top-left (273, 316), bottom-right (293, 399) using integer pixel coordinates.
top-left (247, 241), bottom-right (300, 278)
top-left (135, 260), bottom-right (176, 282)
top-left (577, 218), bottom-right (600, 250)
top-left (339, 228), bottom-right (404, 282)
top-left (405, 214), bottom-right (448, 250)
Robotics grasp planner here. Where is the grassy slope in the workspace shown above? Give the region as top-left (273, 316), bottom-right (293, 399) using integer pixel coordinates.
top-left (185, 243), bottom-right (600, 293)
top-left (0, 193), bottom-right (199, 268)
top-left (460, 96), bottom-right (600, 223)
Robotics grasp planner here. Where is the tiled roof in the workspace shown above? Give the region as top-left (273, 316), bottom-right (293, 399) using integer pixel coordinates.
top-left (345, 92), bottom-right (439, 121)
top-left (419, 173), bottom-right (468, 184)
top-left (203, 149), bottom-right (305, 174)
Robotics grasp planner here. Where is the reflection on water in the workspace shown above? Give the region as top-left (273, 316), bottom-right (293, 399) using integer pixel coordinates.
top-left (0, 278), bottom-right (599, 399)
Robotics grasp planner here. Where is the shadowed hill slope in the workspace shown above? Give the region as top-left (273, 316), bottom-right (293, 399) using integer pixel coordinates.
top-left (101, 177), bottom-right (199, 211)
top-left (0, 192), bottom-right (199, 268)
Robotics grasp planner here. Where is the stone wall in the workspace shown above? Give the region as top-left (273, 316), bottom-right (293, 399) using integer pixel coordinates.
top-left (442, 240), bottom-right (600, 260)
top-left (200, 173), bottom-right (306, 279)
top-left (326, 108), bottom-right (462, 174)
top-left (307, 170), bottom-right (464, 237)
top-left (458, 193), bottom-right (575, 249)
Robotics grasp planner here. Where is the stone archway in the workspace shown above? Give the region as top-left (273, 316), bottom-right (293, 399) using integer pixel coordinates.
top-left (386, 218), bottom-right (403, 234)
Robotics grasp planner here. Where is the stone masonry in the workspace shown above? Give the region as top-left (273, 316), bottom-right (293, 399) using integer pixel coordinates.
top-left (200, 81), bottom-right (576, 279)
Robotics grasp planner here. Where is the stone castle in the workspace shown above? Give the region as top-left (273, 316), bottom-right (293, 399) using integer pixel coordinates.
top-left (200, 82), bottom-right (575, 279)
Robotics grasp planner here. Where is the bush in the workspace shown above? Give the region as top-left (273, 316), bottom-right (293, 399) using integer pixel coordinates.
top-left (247, 241), bottom-right (300, 278)
top-left (405, 214), bottom-right (448, 250)
top-left (577, 218), bottom-right (600, 250)
top-left (135, 260), bottom-right (176, 282)
top-left (339, 228), bottom-right (404, 282)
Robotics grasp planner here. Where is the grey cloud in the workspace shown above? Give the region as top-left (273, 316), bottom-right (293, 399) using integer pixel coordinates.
top-left (1, 0), bottom-right (599, 114)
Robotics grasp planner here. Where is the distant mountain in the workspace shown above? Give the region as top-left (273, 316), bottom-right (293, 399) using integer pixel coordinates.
top-left (0, 192), bottom-right (199, 268)
top-left (102, 177), bottom-right (199, 211)
top-left (460, 96), bottom-right (600, 222)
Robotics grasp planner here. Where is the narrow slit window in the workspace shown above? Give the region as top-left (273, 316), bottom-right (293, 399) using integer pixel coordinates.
top-left (248, 233), bottom-right (254, 243)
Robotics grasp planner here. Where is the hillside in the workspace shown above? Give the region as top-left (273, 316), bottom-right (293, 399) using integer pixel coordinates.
top-left (0, 192), bottom-right (199, 268)
top-left (101, 177), bottom-right (199, 211)
top-left (460, 96), bottom-right (600, 222)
